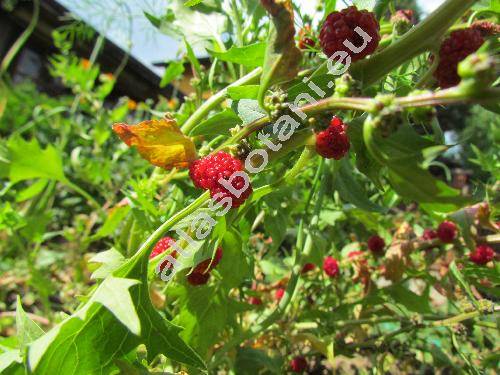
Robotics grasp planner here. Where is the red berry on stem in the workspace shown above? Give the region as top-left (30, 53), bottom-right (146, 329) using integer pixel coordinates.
top-left (275, 288), bottom-right (285, 301)
top-left (433, 28), bottom-right (484, 88)
top-left (150, 237), bottom-right (177, 272)
top-left (469, 244), bottom-right (495, 265)
top-left (301, 263), bottom-right (316, 274)
top-left (323, 256), bottom-right (340, 278)
top-left (193, 247), bottom-right (223, 273)
top-left (248, 296), bottom-right (263, 305)
top-left (422, 228), bottom-right (438, 241)
top-left (437, 221), bottom-right (458, 243)
top-left (315, 117), bottom-right (350, 159)
top-left (367, 235), bottom-right (385, 254)
top-left (320, 6), bottom-right (380, 61)
top-left (189, 151), bottom-right (252, 208)
top-left (290, 356), bottom-right (308, 373)
top-left (299, 37), bottom-right (316, 50)
top-left (187, 272), bottom-right (210, 286)
top-left (150, 236), bottom-right (175, 259)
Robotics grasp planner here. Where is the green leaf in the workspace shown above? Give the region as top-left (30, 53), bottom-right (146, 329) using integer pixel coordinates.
top-left (0, 350), bottom-right (23, 375)
top-left (209, 42), bottom-right (266, 68)
top-left (218, 230), bottom-right (252, 290)
top-left (173, 284), bottom-right (228, 355)
top-left (7, 136), bottom-right (66, 183)
top-left (227, 85), bottom-right (260, 100)
top-left (184, 38), bottom-right (202, 78)
top-left (235, 347), bottom-right (283, 375)
top-left (88, 249), bottom-right (126, 279)
top-left (27, 268), bottom-right (205, 373)
top-left (160, 60), bottom-right (185, 87)
top-left (258, 0), bottom-right (302, 107)
top-left (184, 0), bottom-right (204, 6)
top-left (190, 108), bottom-right (240, 136)
top-left (385, 284), bottom-right (432, 314)
top-left (16, 296), bottom-right (45, 354)
top-left (323, 0), bottom-right (337, 19)
top-left (333, 158), bottom-right (386, 213)
top-left (91, 205), bottom-right (131, 242)
top-left (15, 179), bottom-right (48, 202)
top-left (231, 99), bottom-right (267, 125)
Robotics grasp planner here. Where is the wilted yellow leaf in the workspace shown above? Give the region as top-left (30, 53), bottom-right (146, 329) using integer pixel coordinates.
top-left (113, 118), bottom-right (197, 169)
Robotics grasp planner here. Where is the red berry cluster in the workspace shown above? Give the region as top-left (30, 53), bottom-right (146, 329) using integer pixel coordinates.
top-left (422, 228), bottom-right (438, 241)
top-left (320, 6), bottom-right (380, 62)
top-left (248, 296), bottom-right (263, 306)
top-left (367, 235), bottom-right (386, 254)
top-left (434, 28), bottom-right (485, 88)
top-left (437, 221), bottom-right (458, 243)
top-left (323, 256), bottom-right (340, 278)
top-left (275, 288), bottom-right (285, 301)
top-left (290, 355), bottom-right (308, 373)
top-left (469, 244), bottom-right (495, 265)
top-left (149, 236), bottom-right (177, 272)
top-left (315, 117), bottom-right (350, 159)
top-left (301, 263), bottom-right (316, 274)
top-left (187, 247), bottom-right (223, 286)
top-left (298, 25), bottom-right (316, 50)
top-left (189, 151), bottom-right (252, 208)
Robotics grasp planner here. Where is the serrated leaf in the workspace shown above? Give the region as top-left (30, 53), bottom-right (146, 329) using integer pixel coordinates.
top-left (7, 136), bottom-right (67, 184)
top-left (209, 42), bottom-right (266, 68)
top-left (16, 296), bottom-right (44, 354)
top-left (89, 249), bottom-right (126, 279)
top-left (333, 158), bottom-right (386, 213)
top-left (258, 0), bottom-right (302, 106)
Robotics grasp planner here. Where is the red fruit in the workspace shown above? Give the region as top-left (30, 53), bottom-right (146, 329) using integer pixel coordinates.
top-left (323, 256), bottom-right (340, 278)
top-left (150, 236), bottom-right (175, 259)
top-left (320, 6), bottom-right (380, 61)
top-left (367, 235), bottom-right (385, 254)
top-left (187, 272), bottom-right (210, 286)
top-left (275, 288), bottom-right (285, 301)
top-left (433, 28), bottom-right (484, 88)
top-left (391, 9), bottom-right (415, 25)
top-left (422, 228), bottom-right (438, 241)
top-left (299, 37), bottom-right (316, 50)
top-left (301, 263), bottom-right (316, 274)
top-left (315, 117), bottom-right (350, 159)
top-left (150, 237), bottom-right (177, 272)
top-left (290, 356), bottom-right (308, 373)
top-left (248, 296), bottom-right (263, 305)
top-left (437, 221), bottom-right (458, 243)
top-left (193, 247), bottom-right (223, 273)
top-left (189, 151), bottom-right (252, 208)
top-left (471, 20), bottom-right (500, 37)
top-left (469, 244), bottom-right (495, 265)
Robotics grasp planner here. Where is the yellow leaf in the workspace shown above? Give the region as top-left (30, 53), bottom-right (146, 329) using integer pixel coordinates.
top-left (113, 118), bottom-right (197, 170)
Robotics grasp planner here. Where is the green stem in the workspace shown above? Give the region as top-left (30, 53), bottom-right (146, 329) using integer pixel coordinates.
top-left (0, 0), bottom-right (40, 76)
top-left (181, 67), bottom-right (262, 134)
top-left (64, 180), bottom-right (102, 211)
top-left (351, 0), bottom-right (479, 85)
top-left (210, 159), bottom-right (326, 368)
top-left (127, 191), bottom-right (210, 262)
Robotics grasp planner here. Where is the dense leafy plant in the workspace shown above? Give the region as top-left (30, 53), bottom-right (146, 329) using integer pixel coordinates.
top-left (0, 0), bottom-right (499, 374)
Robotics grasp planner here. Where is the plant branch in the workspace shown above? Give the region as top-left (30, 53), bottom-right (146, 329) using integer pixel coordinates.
top-left (350, 0), bottom-right (479, 85)
top-left (182, 67), bottom-right (262, 134)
